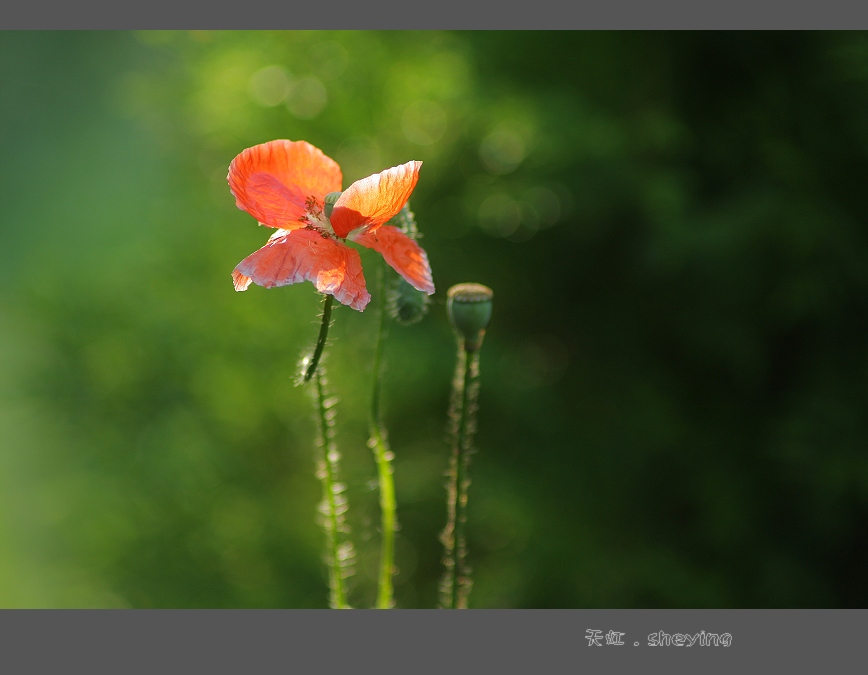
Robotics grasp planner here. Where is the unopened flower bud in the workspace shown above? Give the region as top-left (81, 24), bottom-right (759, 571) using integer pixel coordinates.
top-left (323, 191), bottom-right (342, 219)
top-left (447, 283), bottom-right (493, 352)
top-left (388, 276), bottom-right (430, 325)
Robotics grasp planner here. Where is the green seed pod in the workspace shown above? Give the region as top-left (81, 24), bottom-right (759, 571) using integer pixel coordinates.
top-left (323, 191), bottom-right (342, 219)
top-left (388, 276), bottom-right (430, 325)
top-left (447, 283), bottom-right (493, 352)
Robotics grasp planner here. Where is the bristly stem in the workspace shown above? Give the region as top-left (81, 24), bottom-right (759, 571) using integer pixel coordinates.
top-left (314, 366), bottom-right (353, 608)
top-left (370, 260), bottom-right (397, 608)
top-left (305, 292), bottom-right (353, 608)
top-left (439, 345), bottom-right (481, 608)
top-left (455, 349), bottom-right (480, 608)
top-left (304, 294), bottom-right (334, 383)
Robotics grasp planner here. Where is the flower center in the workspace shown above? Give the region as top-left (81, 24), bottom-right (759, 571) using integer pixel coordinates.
top-left (302, 196), bottom-right (337, 237)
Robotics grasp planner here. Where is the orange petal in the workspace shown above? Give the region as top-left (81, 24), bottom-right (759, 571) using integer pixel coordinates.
top-left (351, 226), bottom-right (435, 295)
top-left (330, 161), bottom-right (421, 238)
top-left (232, 269), bottom-right (253, 291)
top-left (228, 140), bottom-right (342, 229)
top-left (233, 229), bottom-right (371, 311)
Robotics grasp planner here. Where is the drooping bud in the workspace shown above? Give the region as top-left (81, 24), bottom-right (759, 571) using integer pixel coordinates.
top-left (388, 276), bottom-right (430, 325)
top-left (323, 191), bottom-right (342, 219)
top-left (447, 283), bottom-right (493, 352)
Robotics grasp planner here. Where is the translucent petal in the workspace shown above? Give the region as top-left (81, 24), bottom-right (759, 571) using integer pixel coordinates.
top-left (233, 229), bottom-right (370, 311)
top-left (330, 161), bottom-right (421, 238)
top-left (351, 225), bottom-right (434, 295)
top-left (228, 139), bottom-right (342, 229)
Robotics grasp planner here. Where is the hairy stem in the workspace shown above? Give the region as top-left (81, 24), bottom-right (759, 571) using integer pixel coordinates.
top-left (370, 261), bottom-right (397, 608)
top-left (314, 367), bottom-right (352, 608)
top-left (439, 345), bottom-right (480, 608)
top-left (304, 293), bottom-right (353, 608)
top-left (304, 294), bottom-right (334, 383)
top-left (455, 349), bottom-right (480, 608)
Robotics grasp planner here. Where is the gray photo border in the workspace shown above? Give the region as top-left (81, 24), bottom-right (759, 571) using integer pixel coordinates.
top-left (1, 609), bottom-right (866, 672)
top-left (2, 1), bottom-right (868, 29)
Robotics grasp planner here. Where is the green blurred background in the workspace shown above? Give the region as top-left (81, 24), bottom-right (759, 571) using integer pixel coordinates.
top-left (2, 31), bottom-right (867, 608)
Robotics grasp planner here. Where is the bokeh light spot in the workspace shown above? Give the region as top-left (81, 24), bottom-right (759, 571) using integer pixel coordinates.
top-left (479, 128), bottom-right (526, 175)
top-left (286, 76), bottom-right (327, 119)
top-left (402, 100), bottom-right (447, 146)
top-left (335, 136), bottom-right (383, 183)
top-left (248, 65), bottom-right (292, 107)
top-left (310, 41), bottom-right (349, 81)
top-left (522, 186), bottom-right (561, 229)
top-left (478, 193), bottom-right (522, 238)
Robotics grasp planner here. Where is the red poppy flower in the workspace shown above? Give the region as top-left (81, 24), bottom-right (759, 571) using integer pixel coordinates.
top-left (228, 139), bottom-right (435, 311)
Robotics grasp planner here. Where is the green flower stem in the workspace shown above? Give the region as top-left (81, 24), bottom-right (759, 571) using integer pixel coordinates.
top-left (304, 294), bottom-right (334, 383)
top-left (314, 367), bottom-right (350, 609)
top-left (305, 293), bottom-right (352, 608)
top-left (370, 261), bottom-right (397, 608)
top-left (439, 344), bottom-right (481, 609)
